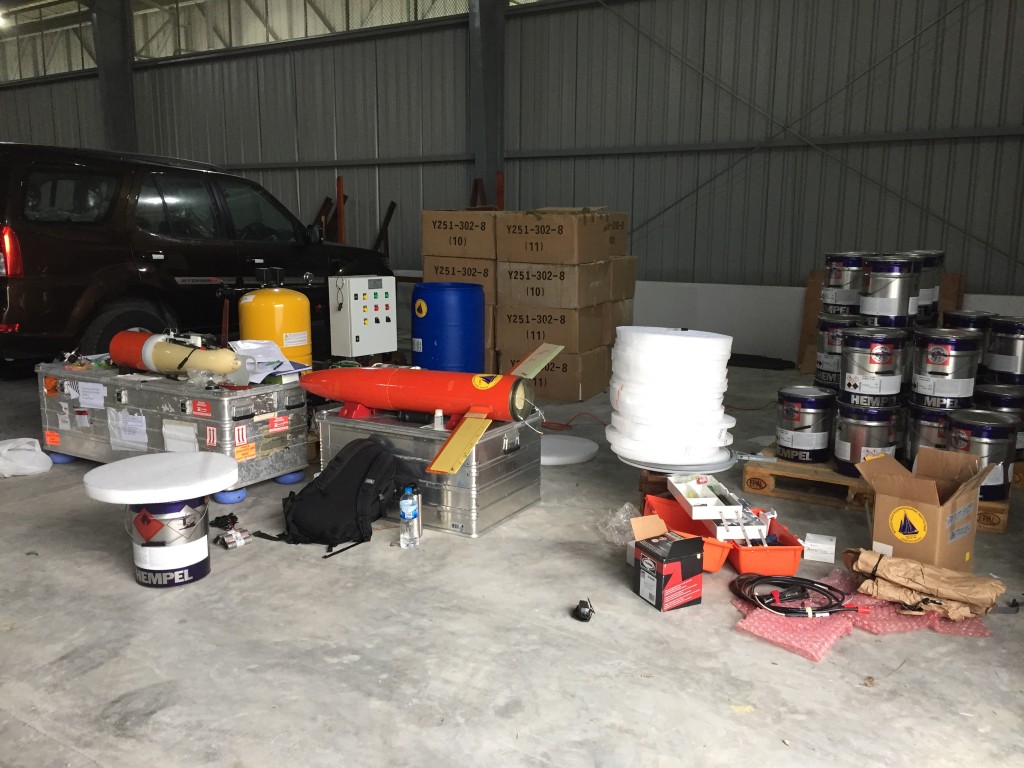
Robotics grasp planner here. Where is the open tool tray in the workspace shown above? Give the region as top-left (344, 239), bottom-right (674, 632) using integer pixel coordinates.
top-left (668, 474), bottom-right (743, 520)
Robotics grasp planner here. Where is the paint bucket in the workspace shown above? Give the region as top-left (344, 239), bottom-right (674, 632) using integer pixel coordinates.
top-left (972, 384), bottom-right (1024, 461)
top-left (905, 403), bottom-right (953, 468)
top-left (775, 386), bottom-right (835, 463)
top-left (906, 250), bottom-right (944, 326)
top-left (838, 327), bottom-right (908, 407)
top-left (822, 252), bottom-right (874, 314)
top-left (411, 282), bottom-right (485, 373)
top-left (946, 409), bottom-right (1020, 501)
top-left (943, 309), bottom-right (994, 377)
top-left (834, 403), bottom-right (899, 477)
top-left (127, 497), bottom-right (210, 588)
top-left (911, 328), bottom-right (982, 408)
top-left (984, 315), bottom-right (1024, 386)
top-left (814, 313), bottom-right (860, 390)
top-left (859, 254), bottom-right (920, 327)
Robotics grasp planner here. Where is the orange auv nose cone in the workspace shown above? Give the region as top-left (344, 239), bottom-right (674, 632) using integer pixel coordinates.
top-left (301, 367), bottom-right (534, 422)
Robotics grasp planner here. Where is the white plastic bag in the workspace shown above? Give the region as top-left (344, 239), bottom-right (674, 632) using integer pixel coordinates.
top-left (0, 438), bottom-right (53, 477)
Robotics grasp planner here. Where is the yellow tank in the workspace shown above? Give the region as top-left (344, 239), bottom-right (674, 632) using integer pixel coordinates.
top-left (239, 286), bottom-right (312, 367)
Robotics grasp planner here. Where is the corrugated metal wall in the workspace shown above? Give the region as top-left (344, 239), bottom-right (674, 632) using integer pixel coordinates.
top-left (1, 0), bottom-right (1021, 291)
top-left (506, 0), bottom-right (1024, 294)
top-left (132, 24), bottom-right (471, 268)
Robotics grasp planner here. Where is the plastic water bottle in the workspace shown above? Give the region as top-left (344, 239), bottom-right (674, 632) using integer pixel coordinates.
top-left (399, 485), bottom-right (420, 549)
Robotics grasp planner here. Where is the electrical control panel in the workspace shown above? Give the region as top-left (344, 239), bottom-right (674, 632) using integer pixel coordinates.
top-left (328, 275), bottom-right (398, 357)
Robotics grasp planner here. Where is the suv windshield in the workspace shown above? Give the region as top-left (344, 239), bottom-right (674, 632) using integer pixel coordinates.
top-left (218, 178), bottom-right (298, 243)
top-left (23, 167), bottom-right (118, 223)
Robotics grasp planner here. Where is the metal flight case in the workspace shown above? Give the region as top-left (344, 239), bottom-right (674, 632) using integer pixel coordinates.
top-left (317, 409), bottom-right (542, 537)
top-left (36, 362), bottom-right (308, 489)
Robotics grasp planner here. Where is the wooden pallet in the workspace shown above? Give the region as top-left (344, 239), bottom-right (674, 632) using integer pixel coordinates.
top-left (977, 498), bottom-right (1011, 534)
top-left (742, 448), bottom-right (873, 509)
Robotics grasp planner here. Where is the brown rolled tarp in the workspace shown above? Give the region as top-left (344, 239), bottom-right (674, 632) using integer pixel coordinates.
top-left (843, 548), bottom-right (1006, 621)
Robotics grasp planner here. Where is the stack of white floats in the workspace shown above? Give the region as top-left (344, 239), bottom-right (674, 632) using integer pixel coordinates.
top-left (606, 327), bottom-right (735, 467)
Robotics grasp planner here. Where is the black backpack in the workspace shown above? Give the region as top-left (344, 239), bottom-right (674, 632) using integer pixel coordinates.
top-left (260, 438), bottom-right (397, 556)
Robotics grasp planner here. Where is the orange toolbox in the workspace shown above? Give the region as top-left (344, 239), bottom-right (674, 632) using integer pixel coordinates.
top-left (643, 495), bottom-right (732, 573)
top-left (643, 494), bottom-right (804, 576)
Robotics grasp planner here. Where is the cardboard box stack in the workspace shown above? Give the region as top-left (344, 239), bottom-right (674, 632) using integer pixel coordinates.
top-left (494, 208), bottom-right (635, 401)
top-left (420, 210), bottom-right (498, 372)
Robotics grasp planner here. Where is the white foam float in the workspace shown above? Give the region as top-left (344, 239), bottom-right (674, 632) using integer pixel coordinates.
top-left (608, 326), bottom-right (734, 470)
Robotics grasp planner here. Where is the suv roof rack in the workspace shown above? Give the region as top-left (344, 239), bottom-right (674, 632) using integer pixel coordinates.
top-left (0, 142), bottom-right (226, 174)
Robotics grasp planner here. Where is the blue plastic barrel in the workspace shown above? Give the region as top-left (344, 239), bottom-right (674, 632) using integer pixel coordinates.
top-left (411, 282), bottom-right (485, 372)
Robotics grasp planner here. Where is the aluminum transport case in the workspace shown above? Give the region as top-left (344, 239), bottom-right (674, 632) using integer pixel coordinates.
top-left (317, 409), bottom-right (542, 537)
top-left (36, 362), bottom-right (308, 489)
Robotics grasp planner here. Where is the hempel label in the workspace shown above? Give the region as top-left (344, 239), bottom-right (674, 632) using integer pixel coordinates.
top-left (844, 373), bottom-right (901, 395)
top-left (283, 331), bottom-right (308, 348)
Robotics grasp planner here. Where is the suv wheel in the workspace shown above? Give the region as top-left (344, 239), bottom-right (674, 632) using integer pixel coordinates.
top-left (78, 299), bottom-right (176, 355)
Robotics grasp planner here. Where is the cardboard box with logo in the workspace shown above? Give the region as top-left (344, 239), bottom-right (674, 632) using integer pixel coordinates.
top-left (857, 447), bottom-right (994, 572)
top-left (420, 210), bottom-right (497, 259)
top-left (496, 208), bottom-right (628, 264)
top-left (495, 305), bottom-right (603, 354)
top-left (500, 346), bottom-right (609, 402)
top-left (422, 255), bottom-right (497, 305)
top-left (629, 515), bottom-right (703, 611)
top-left (497, 261), bottom-right (609, 309)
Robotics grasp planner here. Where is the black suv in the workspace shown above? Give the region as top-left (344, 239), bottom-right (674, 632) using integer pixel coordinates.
top-left (0, 143), bottom-right (390, 359)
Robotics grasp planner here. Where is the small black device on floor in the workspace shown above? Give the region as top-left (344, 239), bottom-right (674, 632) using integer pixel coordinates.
top-left (571, 598), bottom-right (596, 622)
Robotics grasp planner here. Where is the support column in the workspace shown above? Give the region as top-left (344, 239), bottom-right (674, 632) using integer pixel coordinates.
top-left (90, 0), bottom-right (137, 152)
top-left (468, 0), bottom-right (505, 206)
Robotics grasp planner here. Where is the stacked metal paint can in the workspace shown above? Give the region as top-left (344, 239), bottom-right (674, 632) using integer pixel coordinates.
top-left (783, 249), bottom-right (1023, 497)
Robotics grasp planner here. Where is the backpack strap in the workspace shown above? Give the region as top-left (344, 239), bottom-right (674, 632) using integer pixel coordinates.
top-left (354, 446), bottom-right (397, 541)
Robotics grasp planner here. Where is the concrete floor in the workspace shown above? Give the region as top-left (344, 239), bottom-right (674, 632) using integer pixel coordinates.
top-left (0, 363), bottom-right (1022, 768)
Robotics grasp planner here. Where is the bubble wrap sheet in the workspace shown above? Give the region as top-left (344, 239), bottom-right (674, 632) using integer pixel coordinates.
top-left (732, 569), bottom-right (992, 662)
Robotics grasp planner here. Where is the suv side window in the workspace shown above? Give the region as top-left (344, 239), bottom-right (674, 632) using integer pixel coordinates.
top-left (217, 179), bottom-right (298, 243)
top-left (23, 167), bottom-right (118, 223)
top-left (134, 173), bottom-right (220, 240)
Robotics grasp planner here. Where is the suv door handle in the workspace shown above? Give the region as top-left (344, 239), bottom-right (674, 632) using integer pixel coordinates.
top-left (141, 251), bottom-right (165, 261)
top-left (245, 257), bottom-right (265, 264)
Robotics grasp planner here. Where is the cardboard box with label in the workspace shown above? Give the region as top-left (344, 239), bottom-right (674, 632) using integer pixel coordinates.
top-left (601, 299), bottom-right (634, 346)
top-left (420, 210), bottom-right (497, 259)
top-left (497, 261), bottom-right (609, 309)
top-left (857, 447), bottom-right (994, 572)
top-left (499, 346), bottom-right (609, 402)
top-left (496, 209), bottom-right (628, 264)
top-left (629, 516), bottom-right (703, 611)
top-left (495, 305), bottom-right (603, 354)
top-left (422, 255), bottom-right (497, 305)
top-left (608, 255), bottom-right (638, 300)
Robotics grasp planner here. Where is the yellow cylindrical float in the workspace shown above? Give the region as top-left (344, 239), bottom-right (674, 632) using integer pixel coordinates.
top-left (239, 286), bottom-right (312, 367)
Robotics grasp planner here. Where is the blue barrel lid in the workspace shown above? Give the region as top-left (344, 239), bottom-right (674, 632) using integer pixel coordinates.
top-left (942, 309), bottom-right (994, 328)
top-left (972, 385), bottom-right (1024, 409)
top-left (949, 409), bottom-right (1020, 439)
top-left (912, 328), bottom-right (982, 351)
top-left (908, 402), bottom-right (954, 422)
top-left (838, 402), bottom-right (898, 420)
top-left (865, 254), bottom-right (921, 274)
top-left (414, 281), bottom-right (484, 295)
top-left (989, 315), bottom-right (1024, 335)
top-left (842, 327), bottom-right (909, 350)
top-left (825, 252), bottom-right (875, 267)
top-left (778, 386), bottom-right (836, 409)
top-left (817, 313), bottom-right (861, 328)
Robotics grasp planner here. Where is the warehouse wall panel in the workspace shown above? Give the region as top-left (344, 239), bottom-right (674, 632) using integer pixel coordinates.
top-left (2, 0), bottom-right (1021, 293)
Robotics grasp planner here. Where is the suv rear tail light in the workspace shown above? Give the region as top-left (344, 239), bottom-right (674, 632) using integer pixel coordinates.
top-left (1, 226), bottom-right (23, 277)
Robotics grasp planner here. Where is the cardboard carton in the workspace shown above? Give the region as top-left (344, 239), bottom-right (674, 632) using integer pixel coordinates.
top-left (420, 210), bottom-right (497, 259)
top-left (499, 346), bottom-right (609, 402)
top-left (494, 305), bottom-right (603, 354)
top-left (629, 516), bottom-right (703, 611)
top-left (857, 447), bottom-right (994, 572)
top-left (484, 346), bottom-right (497, 375)
top-left (601, 299), bottom-right (634, 346)
top-left (497, 261), bottom-right (610, 308)
top-left (422, 255), bottom-right (497, 305)
top-left (496, 208), bottom-right (628, 264)
top-left (608, 255), bottom-right (637, 300)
